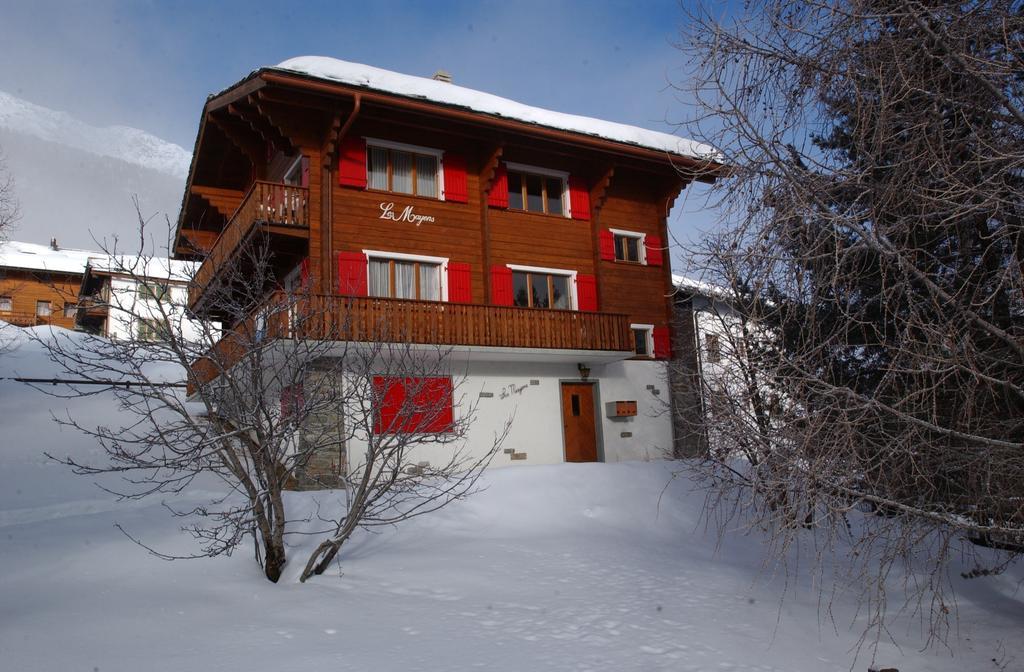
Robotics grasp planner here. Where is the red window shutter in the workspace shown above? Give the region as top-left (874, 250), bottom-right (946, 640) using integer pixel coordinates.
top-left (280, 383), bottom-right (304, 419)
top-left (373, 376), bottom-right (454, 434)
top-left (337, 251), bottom-right (368, 296)
top-left (300, 156), bottom-right (310, 188)
top-left (338, 136), bottom-right (367, 188)
top-left (645, 235), bottom-right (664, 267)
top-left (490, 265), bottom-right (514, 306)
top-left (447, 262), bottom-right (472, 303)
top-left (443, 153), bottom-right (469, 203)
top-left (599, 230), bottom-right (615, 261)
top-left (299, 257), bottom-right (310, 289)
top-left (568, 176), bottom-right (590, 220)
top-left (576, 274), bottom-right (597, 312)
top-left (488, 163), bottom-right (509, 209)
top-left (653, 326), bottom-right (672, 360)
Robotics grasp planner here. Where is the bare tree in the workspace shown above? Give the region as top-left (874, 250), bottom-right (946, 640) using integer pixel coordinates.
top-left (674, 0), bottom-right (1024, 650)
top-left (0, 147), bottom-right (18, 241)
top-left (37, 213), bottom-right (508, 582)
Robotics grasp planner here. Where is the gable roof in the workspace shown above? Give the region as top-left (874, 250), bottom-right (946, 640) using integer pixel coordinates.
top-left (271, 57), bottom-right (721, 163)
top-left (0, 240), bottom-right (99, 275)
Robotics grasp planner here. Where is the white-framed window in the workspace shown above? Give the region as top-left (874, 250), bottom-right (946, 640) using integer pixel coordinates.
top-left (0, 296), bottom-right (11, 312)
top-left (63, 303), bottom-right (77, 318)
top-left (35, 300), bottom-right (51, 317)
top-left (283, 155), bottom-right (304, 186)
top-left (365, 138), bottom-right (445, 200)
top-left (609, 228), bottom-right (646, 264)
top-left (631, 323), bottom-right (654, 357)
top-left (137, 318), bottom-right (168, 342)
top-left (364, 250), bottom-right (449, 302)
top-left (507, 263), bottom-right (576, 310)
top-left (504, 161), bottom-right (568, 217)
top-left (138, 282), bottom-right (170, 303)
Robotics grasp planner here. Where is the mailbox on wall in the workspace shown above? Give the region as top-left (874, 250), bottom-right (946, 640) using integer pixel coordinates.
top-left (606, 400), bottom-right (637, 418)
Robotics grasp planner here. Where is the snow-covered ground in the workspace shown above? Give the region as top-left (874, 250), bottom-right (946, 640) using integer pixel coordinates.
top-left (1, 325), bottom-right (1021, 672)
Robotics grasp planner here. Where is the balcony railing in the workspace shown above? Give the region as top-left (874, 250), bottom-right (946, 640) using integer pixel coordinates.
top-left (189, 294), bottom-right (633, 389)
top-left (1, 312), bottom-right (73, 328)
top-left (191, 181), bottom-right (310, 308)
top-left (287, 295), bottom-right (634, 352)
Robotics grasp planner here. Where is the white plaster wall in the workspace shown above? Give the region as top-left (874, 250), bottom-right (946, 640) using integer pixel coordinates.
top-left (336, 356), bottom-right (674, 475)
top-left (594, 359), bottom-right (673, 462)
top-left (104, 278), bottom-right (211, 343)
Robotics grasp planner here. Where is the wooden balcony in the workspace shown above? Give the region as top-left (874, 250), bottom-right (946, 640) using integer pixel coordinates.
top-left (189, 294), bottom-right (633, 389)
top-left (189, 181), bottom-right (310, 312)
top-left (290, 295), bottom-right (634, 352)
top-left (1, 312), bottom-right (74, 329)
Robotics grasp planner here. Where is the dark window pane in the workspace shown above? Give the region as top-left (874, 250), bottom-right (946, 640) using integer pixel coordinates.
top-left (625, 236), bottom-right (639, 262)
top-left (526, 174), bottom-right (544, 212)
top-left (551, 275), bottom-right (569, 309)
top-left (571, 394), bottom-right (580, 416)
top-left (530, 273), bottom-right (549, 308)
top-left (512, 271), bottom-right (530, 307)
top-left (633, 328), bottom-right (649, 355)
top-left (614, 235), bottom-right (626, 261)
top-left (508, 172), bottom-right (524, 210)
top-left (545, 178), bottom-right (563, 215)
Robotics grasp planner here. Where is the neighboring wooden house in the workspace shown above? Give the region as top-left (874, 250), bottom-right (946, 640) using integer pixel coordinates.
top-left (0, 240), bottom-right (94, 329)
top-left (174, 57), bottom-right (723, 476)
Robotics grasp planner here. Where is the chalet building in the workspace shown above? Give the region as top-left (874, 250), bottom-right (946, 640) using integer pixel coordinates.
top-left (174, 57), bottom-right (722, 477)
top-left (0, 240), bottom-right (92, 329)
top-left (76, 256), bottom-right (209, 342)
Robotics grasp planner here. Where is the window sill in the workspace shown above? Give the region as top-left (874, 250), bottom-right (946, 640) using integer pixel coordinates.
top-left (365, 187), bottom-right (444, 204)
top-left (503, 207), bottom-right (570, 220)
top-left (612, 259), bottom-right (645, 266)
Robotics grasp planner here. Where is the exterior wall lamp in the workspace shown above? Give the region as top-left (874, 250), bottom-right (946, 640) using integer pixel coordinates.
top-left (577, 363), bottom-right (591, 380)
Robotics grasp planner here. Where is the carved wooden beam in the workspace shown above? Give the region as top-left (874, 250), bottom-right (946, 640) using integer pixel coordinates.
top-left (228, 102), bottom-right (293, 156)
top-left (480, 145), bottom-right (504, 195)
top-left (321, 111), bottom-right (344, 169)
top-left (589, 165), bottom-right (615, 216)
top-left (208, 113), bottom-right (263, 166)
top-left (254, 93), bottom-right (324, 146)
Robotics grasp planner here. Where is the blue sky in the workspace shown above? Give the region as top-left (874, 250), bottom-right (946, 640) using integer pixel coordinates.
top-left (0, 0), bottom-right (723, 247)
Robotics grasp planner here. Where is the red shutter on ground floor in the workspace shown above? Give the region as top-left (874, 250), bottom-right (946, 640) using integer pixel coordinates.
top-left (447, 262), bottom-right (472, 303)
top-left (280, 383), bottom-right (304, 419)
top-left (576, 274), bottom-right (597, 312)
top-left (338, 136), bottom-right (367, 188)
top-left (299, 257), bottom-right (310, 289)
top-left (443, 153), bottom-right (468, 203)
top-left (645, 235), bottom-right (663, 267)
top-left (337, 251), bottom-right (368, 296)
top-left (490, 265), bottom-right (513, 305)
top-left (488, 163), bottom-right (509, 208)
top-left (653, 326), bottom-right (672, 360)
top-left (373, 376), bottom-right (454, 434)
top-left (599, 230), bottom-right (615, 261)
top-left (568, 176), bottom-right (590, 220)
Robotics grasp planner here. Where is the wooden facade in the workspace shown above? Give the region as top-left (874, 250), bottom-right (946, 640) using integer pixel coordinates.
top-left (0, 268), bottom-right (81, 329)
top-left (174, 63), bottom-right (721, 367)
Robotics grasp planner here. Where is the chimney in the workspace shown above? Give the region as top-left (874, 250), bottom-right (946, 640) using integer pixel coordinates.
top-left (50, 237), bottom-right (59, 251)
top-left (432, 70), bottom-right (453, 84)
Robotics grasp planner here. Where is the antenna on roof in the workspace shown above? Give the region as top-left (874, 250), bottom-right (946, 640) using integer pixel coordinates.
top-left (432, 70), bottom-right (453, 84)
top-left (50, 238), bottom-right (59, 251)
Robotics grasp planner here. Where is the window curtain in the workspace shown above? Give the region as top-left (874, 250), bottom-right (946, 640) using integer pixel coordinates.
top-left (369, 259), bottom-right (390, 297)
top-left (392, 151), bottom-right (413, 194)
top-left (368, 146), bottom-right (388, 191)
top-left (416, 155), bottom-right (437, 198)
top-left (419, 263), bottom-right (439, 301)
top-left (395, 261), bottom-right (416, 299)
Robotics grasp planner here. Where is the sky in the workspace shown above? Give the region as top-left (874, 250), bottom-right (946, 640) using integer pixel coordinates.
top-left (0, 0), bottom-right (725, 250)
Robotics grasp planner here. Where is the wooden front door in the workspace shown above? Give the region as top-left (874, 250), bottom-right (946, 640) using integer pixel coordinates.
top-left (561, 382), bottom-right (598, 462)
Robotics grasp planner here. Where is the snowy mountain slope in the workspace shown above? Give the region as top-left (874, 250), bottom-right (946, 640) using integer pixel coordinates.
top-left (0, 91), bottom-right (189, 179)
top-left (0, 91), bottom-right (188, 249)
top-left (1, 326), bottom-right (1022, 672)
top-left (0, 129), bottom-right (185, 249)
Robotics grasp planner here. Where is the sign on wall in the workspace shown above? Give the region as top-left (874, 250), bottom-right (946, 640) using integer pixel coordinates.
top-left (379, 202), bottom-right (436, 226)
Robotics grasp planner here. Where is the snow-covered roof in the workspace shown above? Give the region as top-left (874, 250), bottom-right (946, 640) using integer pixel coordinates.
top-left (85, 255), bottom-right (196, 284)
top-left (272, 57), bottom-right (721, 163)
top-left (0, 240), bottom-right (98, 275)
top-left (0, 240), bottom-right (194, 283)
